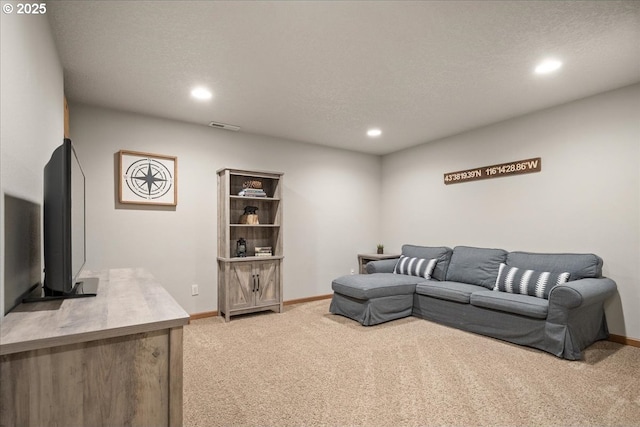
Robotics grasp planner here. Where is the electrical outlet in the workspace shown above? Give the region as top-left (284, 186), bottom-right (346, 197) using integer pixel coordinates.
top-left (191, 284), bottom-right (199, 296)
top-left (350, 268), bottom-right (355, 275)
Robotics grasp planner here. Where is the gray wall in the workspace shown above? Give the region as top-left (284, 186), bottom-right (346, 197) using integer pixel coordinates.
top-left (381, 84), bottom-right (640, 340)
top-left (1, 13), bottom-right (63, 316)
top-left (69, 104), bottom-right (382, 315)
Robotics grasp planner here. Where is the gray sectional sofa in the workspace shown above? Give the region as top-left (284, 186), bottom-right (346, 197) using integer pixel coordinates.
top-left (330, 245), bottom-right (617, 360)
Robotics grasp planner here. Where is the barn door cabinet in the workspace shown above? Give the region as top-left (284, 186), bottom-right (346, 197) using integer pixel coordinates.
top-left (217, 168), bottom-right (283, 322)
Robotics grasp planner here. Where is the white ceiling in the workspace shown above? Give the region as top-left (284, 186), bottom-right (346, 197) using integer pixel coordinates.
top-left (47, 1), bottom-right (640, 155)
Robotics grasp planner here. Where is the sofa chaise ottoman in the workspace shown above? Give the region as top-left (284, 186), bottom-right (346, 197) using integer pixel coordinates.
top-left (330, 245), bottom-right (617, 360)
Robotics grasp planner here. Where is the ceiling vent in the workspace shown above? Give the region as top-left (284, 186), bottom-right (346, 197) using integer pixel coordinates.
top-left (208, 121), bottom-right (241, 132)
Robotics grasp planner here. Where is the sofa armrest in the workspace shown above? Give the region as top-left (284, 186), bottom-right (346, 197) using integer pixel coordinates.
top-left (548, 277), bottom-right (617, 309)
top-left (365, 258), bottom-right (398, 274)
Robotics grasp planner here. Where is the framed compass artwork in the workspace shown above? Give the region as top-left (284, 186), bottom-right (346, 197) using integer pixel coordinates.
top-left (118, 150), bottom-right (177, 206)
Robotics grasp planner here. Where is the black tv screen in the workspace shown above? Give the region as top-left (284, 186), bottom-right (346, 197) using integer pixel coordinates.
top-left (43, 138), bottom-right (87, 296)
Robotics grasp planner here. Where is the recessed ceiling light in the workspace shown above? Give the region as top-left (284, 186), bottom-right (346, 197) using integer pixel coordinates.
top-left (367, 128), bottom-right (382, 137)
top-left (534, 59), bottom-right (562, 75)
top-left (191, 87), bottom-right (212, 100)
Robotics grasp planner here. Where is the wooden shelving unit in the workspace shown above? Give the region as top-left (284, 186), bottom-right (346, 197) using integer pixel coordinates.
top-left (217, 168), bottom-right (284, 321)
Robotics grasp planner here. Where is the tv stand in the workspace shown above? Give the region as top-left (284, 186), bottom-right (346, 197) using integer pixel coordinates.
top-left (22, 277), bottom-right (99, 303)
top-left (1, 268), bottom-right (189, 427)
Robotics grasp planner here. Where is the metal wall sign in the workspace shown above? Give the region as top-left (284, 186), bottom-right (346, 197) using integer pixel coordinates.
top-left (444, 157), bottom-right (541, 185)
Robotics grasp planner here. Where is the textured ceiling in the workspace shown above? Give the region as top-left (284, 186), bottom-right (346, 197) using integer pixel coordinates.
top-left (47, 1), bottom-right (640, 155)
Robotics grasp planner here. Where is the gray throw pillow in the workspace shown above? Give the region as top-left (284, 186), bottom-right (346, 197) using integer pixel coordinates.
top-left (506, 251), bottom-right (602, 280)
top-left (446, 246), bottom-right (508, 289)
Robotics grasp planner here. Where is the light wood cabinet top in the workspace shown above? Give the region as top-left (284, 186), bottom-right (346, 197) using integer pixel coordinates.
top-left (0, 268), bottom-right (189, 355)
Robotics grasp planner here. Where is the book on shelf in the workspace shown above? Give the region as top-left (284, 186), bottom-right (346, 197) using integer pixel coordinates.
top-left (238, 188), bottom-right (267, 197)
top-left (254, 246), bottom-right (273, 256)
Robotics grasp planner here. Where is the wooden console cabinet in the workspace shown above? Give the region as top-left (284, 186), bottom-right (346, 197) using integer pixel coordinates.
top-left (0, 268), bottom-right (189, 427)
top-left (217, 168), bottom-right (283, 321)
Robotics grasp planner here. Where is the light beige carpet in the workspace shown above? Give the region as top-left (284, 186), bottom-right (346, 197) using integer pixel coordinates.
top-left (183, 300), bottom-right (640, 426)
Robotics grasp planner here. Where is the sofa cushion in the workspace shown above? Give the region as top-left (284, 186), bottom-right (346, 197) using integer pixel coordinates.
top-left (332, 273), bottom-right (422, 300)
top-left (393, 255), bottom-right (437, 279)
top-left (506, 251), bottom-right (602, 280)
top-left (470, 290), bottom-right (549, 319)
top-left (445, 246), bottom-right (508, 289)
top-left (415, 281), bottom-right (486, 304)
top-left (401, 245), bottom-right (452, 281)
top-left (494, 263), bottom-right (570, 299)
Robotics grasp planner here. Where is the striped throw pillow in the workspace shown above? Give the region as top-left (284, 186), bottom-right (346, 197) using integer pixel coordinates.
top-left (393, 255), bottom-right (437, 279)
top-left (494, 263), bottom-right (570, 299)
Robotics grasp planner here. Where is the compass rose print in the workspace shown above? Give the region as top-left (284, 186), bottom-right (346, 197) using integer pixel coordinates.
top-left (124, 158), bottom-right (173, 200)
top-left (119, 150), bottom-right (177, 206)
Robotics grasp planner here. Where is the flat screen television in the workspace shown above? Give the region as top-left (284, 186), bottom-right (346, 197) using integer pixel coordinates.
top-left (29, 138), bottom-right (97, 300)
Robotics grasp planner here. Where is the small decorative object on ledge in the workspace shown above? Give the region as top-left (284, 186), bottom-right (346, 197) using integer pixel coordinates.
top-left (236, 237), bottom-right (247, 257)
top-left (240, 206), bottom-right (259, 224)
top-left (243, 180), bottom-right (262, 189)
top-left (377, 244), bottom-right (384, 254)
